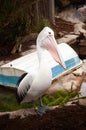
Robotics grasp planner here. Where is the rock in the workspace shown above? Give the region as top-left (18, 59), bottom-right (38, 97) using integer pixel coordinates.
top-left (72, 60), bottom-right (86, 106)
top-left (0, 108), bottom-right (36, 119)
top-left (46, 73), bottom-right (83, 95)
top-left (82, 60), bottom-right (86, 73)
top-left (59, 5), bottom-right (86, 38)
top-left (0, 61), bottom-right (5, 66)
top-left (79, 82), bottom-right (86, 106)
top-left (47, 59), bottom-right (86, 95)
top-left (57, 34), bottom-right (78, 44)
top-left (73, 68), bottom-right (83, 76)
top-left (76, 5), bottom-right (86, 22)
top-left (59, 5), bottom-right (86, 23)
top-left (74, 22), bottom-right (86, 37)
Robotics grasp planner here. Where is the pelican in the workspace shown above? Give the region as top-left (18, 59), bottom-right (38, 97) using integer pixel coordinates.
top-left (17, 26), bottom-right (66, 115)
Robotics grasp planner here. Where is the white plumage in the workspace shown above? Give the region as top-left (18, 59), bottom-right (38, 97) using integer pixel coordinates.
top-left (17, 27), bottom-right (65, 114)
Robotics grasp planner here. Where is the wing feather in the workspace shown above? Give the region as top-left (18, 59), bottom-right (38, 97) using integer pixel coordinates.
top-left (17, 74), bottom-right (33, 103)
top-left (17, 73), bottom-right (27, 86)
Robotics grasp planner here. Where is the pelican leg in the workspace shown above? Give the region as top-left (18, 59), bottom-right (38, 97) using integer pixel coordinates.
top-left (37, 98), bottom-right (49, 116)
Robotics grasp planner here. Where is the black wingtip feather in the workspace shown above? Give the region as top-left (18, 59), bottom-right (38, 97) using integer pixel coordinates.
top-left (16, 93), bottom-right (23, 104)
top-left (16, 73), bottom-right (28, 103)
top-left (17, 73), bottom-right (27, 86)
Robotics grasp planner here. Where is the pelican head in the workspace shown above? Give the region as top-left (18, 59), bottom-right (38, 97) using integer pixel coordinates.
top-left (37, 26), bottom-right (66, 69)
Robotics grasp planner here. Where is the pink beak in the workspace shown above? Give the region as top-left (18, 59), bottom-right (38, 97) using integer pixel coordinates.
top-left (43, 35), bottom-right (66, 69)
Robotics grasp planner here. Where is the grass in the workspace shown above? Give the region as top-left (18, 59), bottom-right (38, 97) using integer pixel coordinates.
top-left (0, 86), bottom-right (79, 112)
top-left (0, 93), bottom-right (29, 112)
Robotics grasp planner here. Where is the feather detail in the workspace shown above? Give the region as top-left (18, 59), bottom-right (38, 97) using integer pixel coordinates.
top-left (17, 73), bottom-right (27, 86)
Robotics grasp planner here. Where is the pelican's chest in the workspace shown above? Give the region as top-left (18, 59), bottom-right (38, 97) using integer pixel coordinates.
top-left (32, 55), bottom-right (52, 91)
top-left (35, 67), bottom-right (52, 89)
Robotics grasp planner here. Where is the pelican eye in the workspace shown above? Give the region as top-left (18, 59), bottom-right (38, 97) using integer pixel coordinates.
top-left (49, 32), bottom-right (51, 34)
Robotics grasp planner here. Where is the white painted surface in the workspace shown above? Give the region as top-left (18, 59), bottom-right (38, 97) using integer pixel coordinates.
top-left (2, 43), bottom-right (78, 74)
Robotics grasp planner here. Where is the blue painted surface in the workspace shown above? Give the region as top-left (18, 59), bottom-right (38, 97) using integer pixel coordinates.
top-left (52, 56), bottom-right (80, 79)
top-left (0, 74), bottom-right (20, 86)
top-left (0, 56), bottom-right (80, 87)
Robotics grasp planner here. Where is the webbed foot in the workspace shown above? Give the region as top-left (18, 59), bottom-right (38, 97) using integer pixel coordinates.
top-left (37, 106), bottom-right (49, 116)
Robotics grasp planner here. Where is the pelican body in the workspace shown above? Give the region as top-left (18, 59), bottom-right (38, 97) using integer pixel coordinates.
top-left (17, 27), bottom-right (65, 114)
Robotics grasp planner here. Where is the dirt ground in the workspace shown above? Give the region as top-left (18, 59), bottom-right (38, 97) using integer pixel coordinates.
top-left (0, 18), bottom-right (86, 130)
top-left (0, 105), bottom-right (86, 130)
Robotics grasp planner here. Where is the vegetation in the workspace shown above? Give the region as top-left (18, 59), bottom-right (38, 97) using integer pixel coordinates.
top-left (35, 19), bottom-right (51, 33)
top-left (0, 0), bottom-right (35, 45)
top-left (0, 87), bottom-right (80, 112)
top-left (0, 0), bottom-right (51, 42)
top-left (0, 0), bottom-right (52, 57)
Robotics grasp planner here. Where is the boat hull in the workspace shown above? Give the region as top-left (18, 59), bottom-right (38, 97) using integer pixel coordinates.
top-left (0, 43), bottom-right (82, 87)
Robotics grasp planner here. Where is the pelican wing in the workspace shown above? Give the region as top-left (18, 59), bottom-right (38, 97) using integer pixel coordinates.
top-left (17, 74), bottom-right (33, 103)
top-left (17, 73), bottom-right (27, 86)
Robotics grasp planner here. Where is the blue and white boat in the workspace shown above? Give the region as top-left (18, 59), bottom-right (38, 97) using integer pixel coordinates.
top-left (0, 43), bottom-right (82, 87)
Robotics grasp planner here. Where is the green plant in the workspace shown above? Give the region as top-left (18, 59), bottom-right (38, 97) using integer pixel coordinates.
top-left (35, 19), bottom-right (51, 33)
top-left (0, 84), bottom-right (80, 112)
